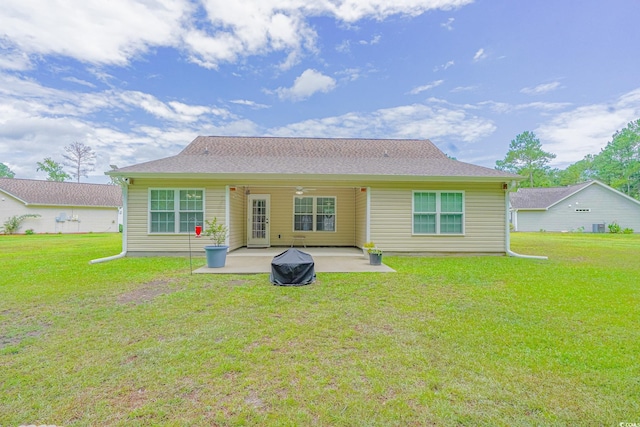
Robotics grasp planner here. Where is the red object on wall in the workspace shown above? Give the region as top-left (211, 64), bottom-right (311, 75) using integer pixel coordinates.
top-left (195, 225), bottom-right (202, 237)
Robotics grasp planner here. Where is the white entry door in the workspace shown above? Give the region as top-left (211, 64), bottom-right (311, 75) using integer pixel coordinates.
top-left (247, 194), bottom-right (270, 247)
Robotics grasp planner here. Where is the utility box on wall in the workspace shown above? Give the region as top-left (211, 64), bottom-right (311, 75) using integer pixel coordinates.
top-left (592, 223), bottom-right (605, 233)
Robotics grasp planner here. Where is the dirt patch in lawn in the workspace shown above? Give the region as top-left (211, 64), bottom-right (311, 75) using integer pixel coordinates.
top-left (0, 328), bottom-right (46, 350)
top-left (117, 280), bottom-right (180, 305)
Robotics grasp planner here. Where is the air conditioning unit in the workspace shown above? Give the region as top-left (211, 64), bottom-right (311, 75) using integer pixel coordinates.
top-left (592, 223), bottom-right (605, 233)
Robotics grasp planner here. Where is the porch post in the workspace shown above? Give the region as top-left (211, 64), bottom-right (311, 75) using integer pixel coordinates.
top-left (225, 185), bottom-right (230, 247)
top-left (366, 186), bottom-right (371, 243)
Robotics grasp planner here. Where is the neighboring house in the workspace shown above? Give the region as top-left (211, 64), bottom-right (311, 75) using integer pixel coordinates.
top-left (509, 180), bottom-right (640, 232)
top-left (108, 136), bottom-right (522, 256)
top-left (0, 178), bottom-right (122, 234)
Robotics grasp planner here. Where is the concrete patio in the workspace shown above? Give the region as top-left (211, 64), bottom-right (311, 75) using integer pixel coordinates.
top-left (193, 247), bottom-right (395, 274)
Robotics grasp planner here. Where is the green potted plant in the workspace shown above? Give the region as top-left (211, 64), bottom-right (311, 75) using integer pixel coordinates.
top-left (362, 241), bottom-right (376, 259)
top-left (368, 248), bottom-right (382, 265)
top-left (203, 217), bottom-right (229, 268)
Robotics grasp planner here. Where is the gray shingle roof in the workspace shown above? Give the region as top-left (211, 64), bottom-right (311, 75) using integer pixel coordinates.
top-left (112, 136), bottom-right (521, 180)
top-left (509, 182), bottom-right (593, 209)
top-left (0, 178), bottom-right (122, 207)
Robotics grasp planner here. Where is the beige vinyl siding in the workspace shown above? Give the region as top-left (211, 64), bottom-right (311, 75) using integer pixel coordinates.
top-left (515, 184), bottom-right (640, 232)
top-left (355, 187), bottom-right (368, 247)
top-left (370, 182), bottom-right (506, 253)
top-left (127, 179), bottom-right (226, 253)
top-left (124, 177), bottom-right (510, 254)
top-left (247, 186), bottom-right (356, 247)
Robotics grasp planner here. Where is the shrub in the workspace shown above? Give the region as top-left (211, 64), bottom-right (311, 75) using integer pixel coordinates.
top-left (204, 217), bottom-right (228, 246)
top-left (25, 228), bottom-right (35, 235)
top-left (608, 222), bottom-right (622, 234)
top-left (1, 214), bottom-right (40, 235)
top-left (623, 228), bottom-right (634, 234)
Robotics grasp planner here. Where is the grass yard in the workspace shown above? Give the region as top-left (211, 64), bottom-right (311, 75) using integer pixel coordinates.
top-left (1, 232), bottom-right (639, 426)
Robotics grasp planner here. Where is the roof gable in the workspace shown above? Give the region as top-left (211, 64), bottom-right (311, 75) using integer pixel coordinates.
top-left (0, 178), bottom-right (122, 207)
top-left (509, 180), bottom-right (640, 210)
top-left (112, 136), bottom-right (521, 180)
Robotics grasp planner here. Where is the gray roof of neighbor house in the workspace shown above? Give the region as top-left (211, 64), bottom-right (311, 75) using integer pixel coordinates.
top-left (0, 178), bottom-right (122, 207)
top-left (509, 181), bottom-right (593, 210)
top-left (110, 136), bottom-right (521, 180)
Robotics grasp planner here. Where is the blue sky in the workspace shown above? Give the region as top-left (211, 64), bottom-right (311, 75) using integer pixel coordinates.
top-left (1, 0), bottom-right (639, 183)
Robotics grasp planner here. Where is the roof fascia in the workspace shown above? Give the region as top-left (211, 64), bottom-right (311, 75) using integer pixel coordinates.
top-left (545, 181), bottom-right (594, 209)
top-left (107, 172), bottom-right (519, 183)
top-left (0, 189), bottom-right (28, 205)
top-left (545, 180), bottom-right (640, 209)
top-left (590, 180), bottom-right (640, 206)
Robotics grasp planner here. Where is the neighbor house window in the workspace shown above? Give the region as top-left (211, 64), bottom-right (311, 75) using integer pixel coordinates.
top-left (413, 191), bottom-right (464, 234)
top-left (149, 189), bottom-right (204, 233)
top-left (293, 196), bottom-right (336, 232)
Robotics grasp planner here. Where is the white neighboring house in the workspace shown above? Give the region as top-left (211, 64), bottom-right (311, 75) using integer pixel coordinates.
top-left (0, 178), bottom-right (122, 234)
top-left (509, 180), bottom-right (640, 232)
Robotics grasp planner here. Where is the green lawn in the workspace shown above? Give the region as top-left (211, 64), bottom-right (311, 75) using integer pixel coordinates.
top-left (1, 233), bottom-right (639, 426)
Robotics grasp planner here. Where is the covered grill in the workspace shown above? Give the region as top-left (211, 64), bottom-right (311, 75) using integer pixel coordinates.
top-left (269, 248), bottom-right (316, 286)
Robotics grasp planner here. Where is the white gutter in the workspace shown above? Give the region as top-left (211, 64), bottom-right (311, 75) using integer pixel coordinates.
top-left (504, 181), bottom-right (548, 260)
top-left (90, 182), bottom-right (128, 264)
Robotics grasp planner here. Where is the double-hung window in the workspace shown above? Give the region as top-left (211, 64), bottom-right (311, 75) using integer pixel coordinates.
top-left (293, 196), bottom-right (336, 232)
top-left (149, 189), bottom-right (204, 233)
top-left (413, 191), bottom-right (464, 235)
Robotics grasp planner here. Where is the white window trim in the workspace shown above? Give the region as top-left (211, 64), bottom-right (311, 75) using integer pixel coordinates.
top-left (148, 188), bottom-right (205, 234)
top-left (412, 190), bottom-right (465, 235)
top-left (292, 195), bottom-right (337, 232)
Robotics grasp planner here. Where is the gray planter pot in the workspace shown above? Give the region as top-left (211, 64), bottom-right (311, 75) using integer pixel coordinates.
top-left (204, 245), bottom-right (229, 268)
top-left (369, 252), bottom-right (382, 265)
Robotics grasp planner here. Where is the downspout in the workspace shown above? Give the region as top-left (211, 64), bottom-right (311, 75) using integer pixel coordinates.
top-left (90, 181), bottom-right (128, 264)
top-left (504, 181), bottom-right (547, 260)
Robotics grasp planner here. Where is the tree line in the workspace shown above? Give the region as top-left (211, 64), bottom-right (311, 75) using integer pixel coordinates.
top-left (496, 119), bottom-right (640, 199)
top-left (3, 119), bottom-right (639, 197)
top-left (1, 142), bottom-right (101, 183)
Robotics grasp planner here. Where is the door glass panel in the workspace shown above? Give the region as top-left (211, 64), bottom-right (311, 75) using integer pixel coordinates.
top-left (252, 199), bottom-right (266, 239)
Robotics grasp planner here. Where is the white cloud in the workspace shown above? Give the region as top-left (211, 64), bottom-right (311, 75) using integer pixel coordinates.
top-left (0, 0), bottom-right (473, 69)
top-left (0, 0), bottom-right (186, 66)
top-left (0, 48), bottom-right (31, 71)
top-left (62, 77), bottom-right (97, 88)
top-left (0, 72), bottom-right (252, 181)
top-left (520, 81), bottom-right (562, 95)
top-left (230, 99), bottom-right (271, 109)
top-left (478, 100), bottom-right (572, 114)
top-left (536, 88), bottom-right (640, 165)
top-left (450, 85), bottom-right (477, 93)
top-left (269, 102), bottom-right (496, 143)
top-left (408, 80), bottom-right (444, 95)
top-left (434, 60), bottom-right (454, 72)
top-left (359, 35), bottom-right (381, 45)
top-left (441, 17), bottom-right (455, 30)
top-left (274, 69), bottom-right (336, 101)
top-left (336, 40), bottom-right (352, 53)
top-left (473, 48), bottom-right (487, 62)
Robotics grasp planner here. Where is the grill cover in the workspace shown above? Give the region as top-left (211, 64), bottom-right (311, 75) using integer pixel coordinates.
top-left (270, 248), bottom-right (316, 286)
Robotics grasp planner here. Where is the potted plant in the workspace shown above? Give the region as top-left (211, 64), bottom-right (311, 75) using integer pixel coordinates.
top-left (203, 217), bottom-right (229, 268)
top-left (368, 248), bottom-right (383, 266)
top-left (362, 241), bottom-right (376, 259)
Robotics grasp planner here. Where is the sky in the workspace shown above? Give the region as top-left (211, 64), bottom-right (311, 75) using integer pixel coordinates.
top-left (1, 0), bottom-right (639, 183)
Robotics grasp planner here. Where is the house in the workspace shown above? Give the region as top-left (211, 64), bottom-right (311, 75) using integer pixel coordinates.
top-left (509, 180), bottom-right (640, 232)
top-left (0, 178), bottom-right (122, 234)
top-left (107, 136), bottom-right (523, 256)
